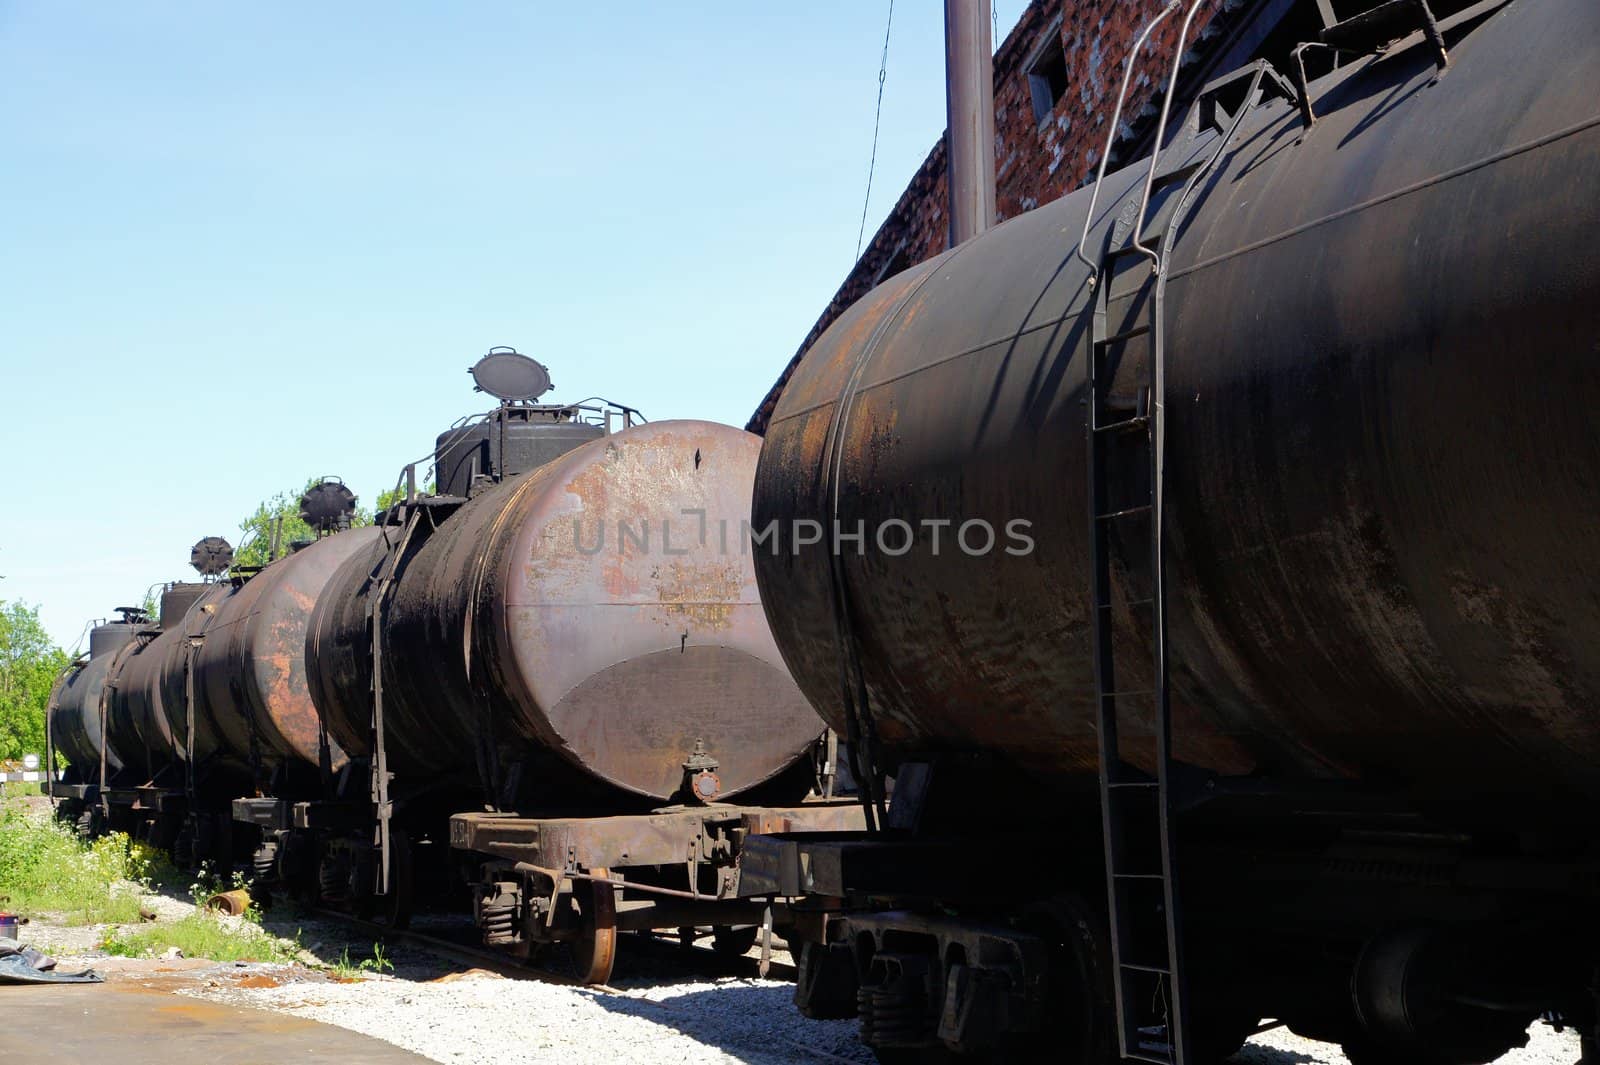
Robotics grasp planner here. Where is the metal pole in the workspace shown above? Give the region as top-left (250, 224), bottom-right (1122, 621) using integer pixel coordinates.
top-left (944, 0), bottom-right (996, 248)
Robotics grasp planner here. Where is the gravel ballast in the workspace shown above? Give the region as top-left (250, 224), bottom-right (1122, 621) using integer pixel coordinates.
top-left (199, 969), bottom-right (874, 1065)
top-left (195, 958), bottom-right (1584, 1065)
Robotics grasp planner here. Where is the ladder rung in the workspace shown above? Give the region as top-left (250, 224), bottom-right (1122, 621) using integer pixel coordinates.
top-left (1121, 962), bottom-right (1176, 976)
top-left (1093, 415), bottom-right (1151, 435)
top-left (1107, 780), bottom-right (1160, 789)
top-left (1115, 873), bottom-right (1166, 881)
top-left (1102, 688), bottom-right (1155, 698)
top-left (1100, 591), bottom-right (1152, 610)
top-left (1321, 0), bottom-right (1426, 53)
top-left (1105, 240), bottom-right (1159, 261)
top-left (1095, 504), bottom-right (1152, 521)
top-left (1096, 597), bottom-right (1154, 612)
top-left (1094, 323), bottom-right (1151, 347)
top-left (1150, 158), bottom-right (1206, 190)
top-left (1127, 1054), bottom-right (1175, 1065)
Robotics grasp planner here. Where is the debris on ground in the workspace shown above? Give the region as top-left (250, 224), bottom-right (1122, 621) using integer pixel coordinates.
top-left (0, 939), bottom-right (101, 984)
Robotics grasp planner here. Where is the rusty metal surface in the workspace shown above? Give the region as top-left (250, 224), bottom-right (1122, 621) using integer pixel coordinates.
top-left (50, 651), bottom-right (126, 779)
top-left (450, 800), bottom-right (865, 870)
top-left (190, 528), bottom-right (376, 777)
top-left (115, 624), bottom-right (185, 770)
top-left (100, 631), bottom-right (162, 780)
top-left (46, 660), bottom-right (98, 773)
top-left (310, 421), bottom-right (823, 803)
top-left (152, 583), bottom-right (231, 764)
top-left (754, 0), bottom-right (1600, 803)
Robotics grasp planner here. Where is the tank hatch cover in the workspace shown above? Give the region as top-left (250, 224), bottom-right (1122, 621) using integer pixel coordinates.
top-left (190, 536), bottom-right (234, 576)
top-left (470, 347), bottom-right (552, 402)
top-left (299, 479), bottom-right (358, 533)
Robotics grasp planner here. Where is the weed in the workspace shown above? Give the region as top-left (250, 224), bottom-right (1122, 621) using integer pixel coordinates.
top-left (329, 941), bottom-right (393, 979)
top-left (0, 807), bottom-right (149, 924)
top-left (363, 942), bottom-right (393, 974)
top-left (101, 911), bottom-right (300, 964)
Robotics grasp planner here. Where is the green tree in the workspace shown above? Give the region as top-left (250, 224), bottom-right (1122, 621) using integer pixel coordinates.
top-left (0, 601), bottom-right (70, 761)
top-left (234, 478), bottom-right (377, 568)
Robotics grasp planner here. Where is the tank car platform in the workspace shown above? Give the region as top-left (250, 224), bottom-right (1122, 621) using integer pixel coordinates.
top-left (448, 798), bottom-right (866, 982)
top-left (449, 799), bottom-right (864, 884)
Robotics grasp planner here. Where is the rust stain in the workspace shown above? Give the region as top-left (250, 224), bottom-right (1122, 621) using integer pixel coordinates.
top-left (652, 559), bottom-right (743, 630)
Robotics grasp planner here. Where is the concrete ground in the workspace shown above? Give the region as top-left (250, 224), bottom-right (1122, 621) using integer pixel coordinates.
top-left (4, 958), bottom-right (428, 1065)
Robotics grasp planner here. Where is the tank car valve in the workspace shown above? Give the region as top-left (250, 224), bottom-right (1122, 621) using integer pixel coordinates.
top-left (682, 739), bottom-right (721, 803)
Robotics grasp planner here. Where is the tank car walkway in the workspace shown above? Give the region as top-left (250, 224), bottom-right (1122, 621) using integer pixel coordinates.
top-left (6, 979), bottom-right (430, 1064)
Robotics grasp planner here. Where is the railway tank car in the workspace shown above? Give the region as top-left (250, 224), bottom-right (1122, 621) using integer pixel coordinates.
top-left (743, 0), bottom-right (1600, 1062)
top-left (147, 511), bottom-right (381, 865)
top-left (45, 610), bottom-right (145, 833)
top-left (223, 352), bottom-right (855, 981)
top-left (308, 419), bottom-right (822, 807)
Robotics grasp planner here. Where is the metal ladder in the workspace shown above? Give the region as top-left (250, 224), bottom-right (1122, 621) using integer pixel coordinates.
top-left (369, 498), bottom-right (423, 896)
top-left (1074, 3), bottom-right (1292, 1060)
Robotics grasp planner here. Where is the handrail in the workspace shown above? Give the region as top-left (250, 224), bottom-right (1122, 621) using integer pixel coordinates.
top-left (1131, 0), bottom-right (1211, 267)
top-left (1074, 0), bottom-right (1184, 280)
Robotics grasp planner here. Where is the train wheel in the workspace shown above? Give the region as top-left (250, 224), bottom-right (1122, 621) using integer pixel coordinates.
top-left (381, 832), bottom-right (415, 930)
top-left (571, 867), bottom-right (617, 985)
top-left (351, 834), bottom-right (413, 928)
top-left (712, 925), bottom-right (760, 957)
top-left (1012, 895), bottom-right (1115, 1065)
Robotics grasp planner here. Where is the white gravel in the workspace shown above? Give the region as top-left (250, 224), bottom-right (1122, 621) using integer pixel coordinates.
top-left (194, 956), bottom-right (1584, 1065)
top-left (1238, 1022), bottom-right (1581, 1064)
top-left (199, 968), bottom-right (873, 1065)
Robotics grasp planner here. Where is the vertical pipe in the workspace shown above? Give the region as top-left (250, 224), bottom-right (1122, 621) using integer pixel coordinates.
top-left (944, 0), bottom-right (996, 247)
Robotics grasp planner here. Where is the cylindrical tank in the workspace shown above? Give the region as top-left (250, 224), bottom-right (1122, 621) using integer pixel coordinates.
top-left (46, 660), bottom-right (96, 772)
top-left (159, 582), bottom-right (211, 629)
top-left (182, 527), bottom-right (378, 778)
top-left (102, 632), bottom-right (162, 779)
top-left (753, 0), bottom-right (1600, 803)
top-left (47, 617), bottom-right (144, 779)
top-left (152, 583), bottom-right (231, 771)
top-left (87, 618), bottom-right (138, 660)
top-left (113, 626), bottom-right (183, 773)
top-left (113, 584), bottom-right (229, 775)
top-left (309, 420), bottom-right (823, 803)
top-left (434, 406), bottom-right (606, 498)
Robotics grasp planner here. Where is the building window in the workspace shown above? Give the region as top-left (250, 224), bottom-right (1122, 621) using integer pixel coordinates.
top-left (1027, 26), bottom-right (1069, 127)
top-left (873, 242), bottom-right (912, 285)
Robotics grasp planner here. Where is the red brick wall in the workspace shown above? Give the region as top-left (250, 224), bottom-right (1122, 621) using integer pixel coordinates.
top-left (749, 0), bottom-right (1261, 433)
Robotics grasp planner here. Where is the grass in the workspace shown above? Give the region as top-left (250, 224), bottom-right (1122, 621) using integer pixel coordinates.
top-left (100, 911), bottom-right (301, 964)
top-left (99, 861), bottom-right (306, 963)
top-left (330, 941), bottom-right (394, 980)
top-left (0, 798), bottom-right (305, 964)
top-left (0, 805), bottom-right (162, 925)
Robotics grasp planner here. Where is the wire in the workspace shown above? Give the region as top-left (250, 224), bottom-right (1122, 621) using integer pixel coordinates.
top-left (854, 0), bottom-right (895, 264)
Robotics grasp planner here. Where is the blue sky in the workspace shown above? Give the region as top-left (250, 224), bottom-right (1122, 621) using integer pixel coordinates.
top-left (1, 2), bottom-right (1025, 649)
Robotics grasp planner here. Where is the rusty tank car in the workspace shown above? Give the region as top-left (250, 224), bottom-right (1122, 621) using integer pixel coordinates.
top-left (44, 610), bottom-right (144, 834)
top-left (214, 351), bottom-right (857, 980)
top-left (307, 419), bottom-right (820, 804)
top-left (742, 1), bottom-right (1600, 1063)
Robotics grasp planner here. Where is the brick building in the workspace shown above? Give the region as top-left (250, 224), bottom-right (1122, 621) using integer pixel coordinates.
top-left (748, 0), bottom-right (1331, 434)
